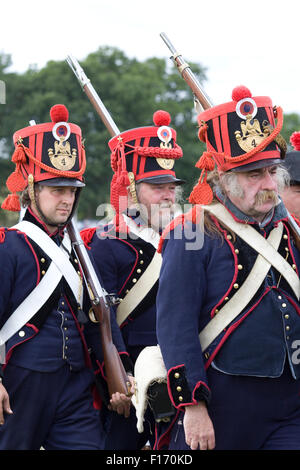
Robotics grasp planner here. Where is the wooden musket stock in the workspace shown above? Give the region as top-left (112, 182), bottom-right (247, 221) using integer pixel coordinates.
top-left (67, 219), bottom-right (130, 398)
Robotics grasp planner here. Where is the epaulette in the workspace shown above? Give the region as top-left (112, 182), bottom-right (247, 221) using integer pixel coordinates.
top-left (158, 205), bottom-right (203, 253)
top-left (80, 227), bottom-right (97, 248)
top-left (0, 226), bottom-right (21, 244)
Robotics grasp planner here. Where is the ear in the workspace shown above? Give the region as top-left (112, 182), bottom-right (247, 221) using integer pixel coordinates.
top-left (218, 170), bottom-right (227, 190)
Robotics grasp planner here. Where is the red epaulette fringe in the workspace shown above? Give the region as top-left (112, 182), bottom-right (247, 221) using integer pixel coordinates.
top-left (80, 227), bottom-right (97, 248)
top-left (0, 227), bottom-right (5, 243)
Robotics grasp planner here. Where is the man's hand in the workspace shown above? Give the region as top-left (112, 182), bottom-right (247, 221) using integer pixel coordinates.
top-left (108, 375), bottom-right (135, 418)
top-left (0, 382), bottom-right (13, 425)
top-left (184, 401), bottom-right (215, 450)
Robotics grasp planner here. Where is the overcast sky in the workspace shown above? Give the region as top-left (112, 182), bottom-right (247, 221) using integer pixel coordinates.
top-left (1, 0), bottom-right (299, 114)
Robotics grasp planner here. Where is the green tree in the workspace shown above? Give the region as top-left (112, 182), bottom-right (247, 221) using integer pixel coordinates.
top-left (0, 47), bottom-right (206, 225)
top-left (1, 48), bottom-right (299, 227)
top-left (281, 113), bottom-right (300, 150)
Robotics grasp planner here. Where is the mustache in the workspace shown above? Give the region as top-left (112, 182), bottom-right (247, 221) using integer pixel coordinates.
top-left (254, 190), bottom-right (278, 205)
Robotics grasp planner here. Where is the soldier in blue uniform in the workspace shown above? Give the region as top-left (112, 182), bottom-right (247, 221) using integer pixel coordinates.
top-left (156, 86), bottom-right (300, 450)
top-left (81, 110), bottom-right (185, 449)
top-left (0, 104), bottom-right (114, 450)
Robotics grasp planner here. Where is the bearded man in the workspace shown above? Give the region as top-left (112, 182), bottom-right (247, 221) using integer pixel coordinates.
top-left (81, 110), bottom-right (185, 450)
top-left (156, 86), bottom-right (300, 451)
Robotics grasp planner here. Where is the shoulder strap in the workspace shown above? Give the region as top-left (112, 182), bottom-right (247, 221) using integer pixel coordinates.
top-left (0, 262), bottom-right (62, 346)
top-left (14, 221), bottom-right (81, 300)
top-left (116, 251), bottom-right (162, 326)
top-left (203, 202), bottom-right (300, 299)
top-left (199, 222), bottom-right (284, 351)
top-left (122, 214), bottom-right (160, 249)
top-left (0, 222), bottom-right (82, 346)
top-left (115, 215), bottom-right (162, 325)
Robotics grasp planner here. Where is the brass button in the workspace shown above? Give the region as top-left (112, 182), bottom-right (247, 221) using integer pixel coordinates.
top-left (286, 325), bottom-right (290, 331)
top-left (18, 330), bottom-right (25, 337)
top-left (132, 278), bottom-right (137, 283)
top-left (215, 309), bottom-right (219, 314)
top-left (74, 258), bottom-right (78, 263)
top-left (292, 264), bottom-right (297, 270)
top-left (77, 270), bottom-right (81, 275)
top-left (238, 264), bottom-right (243, 270)
top-left (178, 396), bottom-right (183, 402)
top-left (233, 283), bottom-right (239, 289)
top-left (283, 234), bottom-right (288, 239)
top-left (226, 234), bottom-right (232, 240)
top-left (41, 270), bottom-right (46, 275)
top-left (278, 295), bottom-right (282, 300)
top-left (235, 249), bottom-right (239, 254)
top-left (139, 250), bottom-right (143, 254)
top-left (41, 258), bottom-right (45, 263)
top-left (125, 289), bottom-right (129, 294)
top-left (282, 303), bottom-right (287, 308)
top-left (285, 247), bottom-right (289, 252)
top-left (140, 260), bottom-right (144, 265)
top-left (174, 372), bottom-right (180, 379)
top-left (284, 314), bottom-right (289, 319)
top-left (137, 269), bottom-right (141, 274)
top-left (176, 386), bottom-right (182, 392)
top-left (224, 296), bottom-right (229, 301)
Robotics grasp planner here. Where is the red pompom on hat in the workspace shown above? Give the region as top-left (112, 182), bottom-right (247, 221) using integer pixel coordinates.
top-left (50, 104), bottom-right (69, 123)
top-left (231, 85), bottom-right (252, 102)
top-left (153, 110), bottom-right (171, 127)
top-left (290, 131), bottom-right (300, 151)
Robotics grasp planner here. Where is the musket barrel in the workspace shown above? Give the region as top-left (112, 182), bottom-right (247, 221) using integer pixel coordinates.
top-left (67, 219), bottom-right (108, 305)
top-left (66, 55), bottom-right (120, 137)
top-left (160, 32), bottom-right (213, 111)
top-left (84, 85), bottom-right (120, 137)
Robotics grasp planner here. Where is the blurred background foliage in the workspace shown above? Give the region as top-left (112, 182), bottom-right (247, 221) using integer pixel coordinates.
top-left (0, 47), bottom-right (299, 226)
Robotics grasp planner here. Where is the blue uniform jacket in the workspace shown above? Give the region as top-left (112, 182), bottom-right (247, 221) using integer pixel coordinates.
top-left (0, 208), bottom-right (125, 383)
top-left (156, 196), bottom-right (300, 413)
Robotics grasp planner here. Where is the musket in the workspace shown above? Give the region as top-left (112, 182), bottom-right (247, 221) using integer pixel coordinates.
top-left (160, 32), bottom-right (300, 247)
top-left (66, 55), bottom-right (120, 138)
top-left (160, 32), bottom-right (213, 112)
top-left (29, 120), bottom-right (129, 397)
top-left (65, 56), bottom-right (131, 398)
top-left (66, 220), bottom-right (131, 398)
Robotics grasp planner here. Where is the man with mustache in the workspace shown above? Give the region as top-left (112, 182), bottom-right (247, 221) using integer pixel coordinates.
top-left (156, 86), bottom-right (300, 450)
top-left (81, 110), bottom-right (184, 450)
top-left (0, 105), bottom-right (107, 449)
